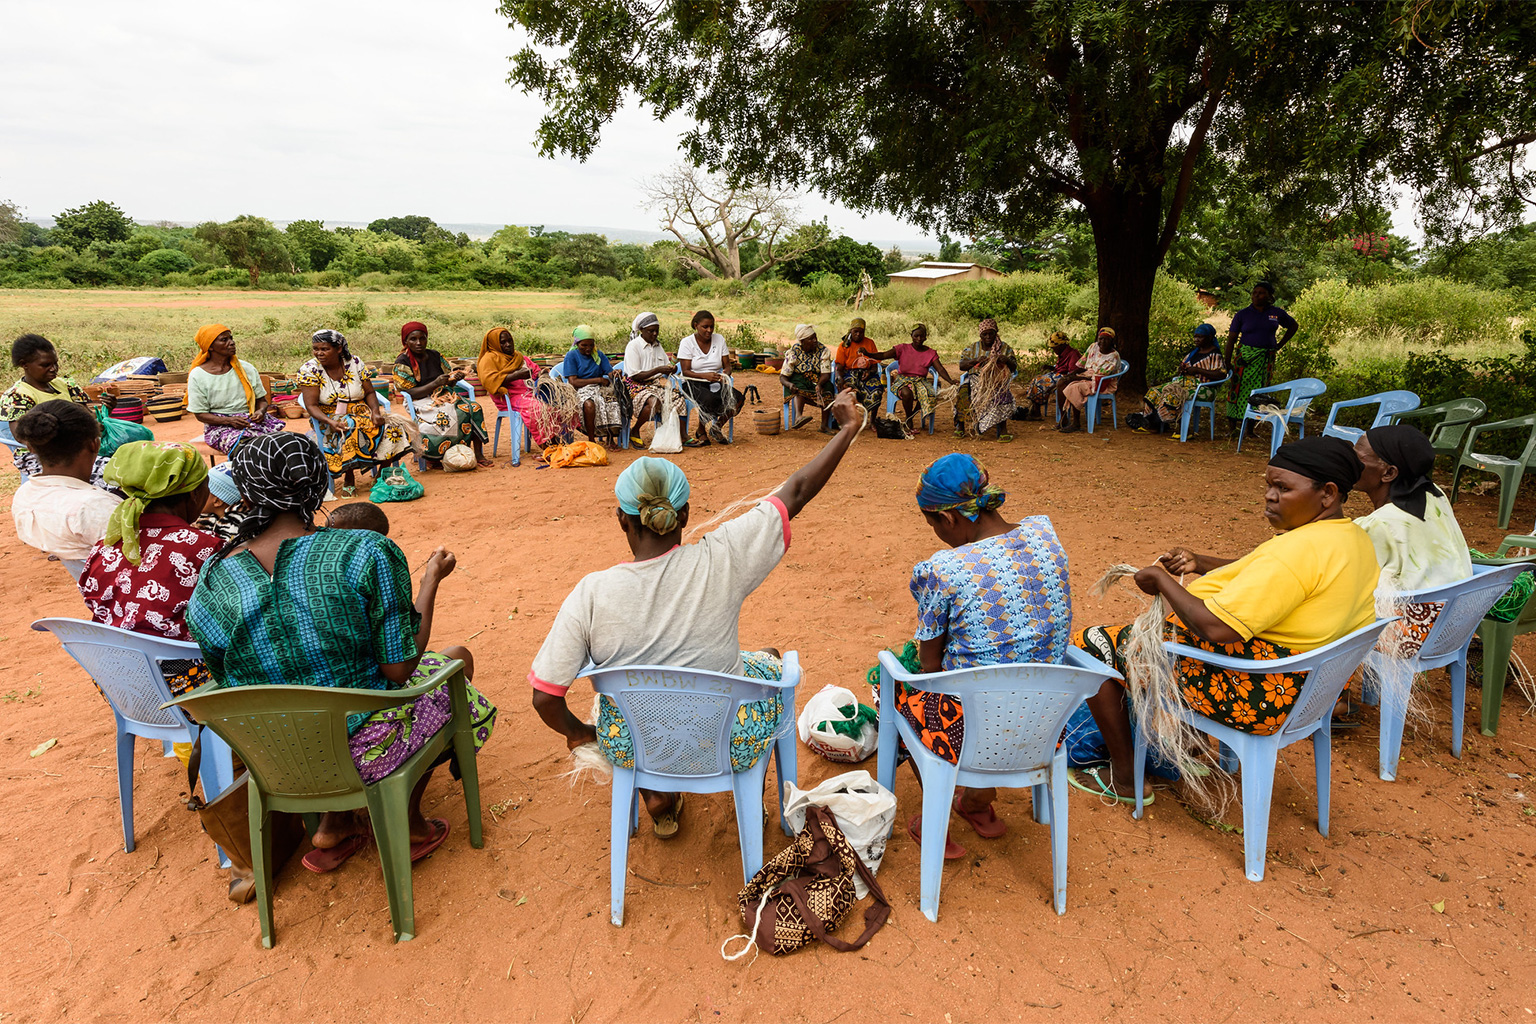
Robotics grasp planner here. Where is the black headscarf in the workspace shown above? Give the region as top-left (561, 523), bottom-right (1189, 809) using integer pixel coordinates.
top-left (226, 431), bottom-right (330, 548)
top-left (1269, 436), bottom-right (1362, 495)
top-left (1364, 424), bottom-right (1442, 520)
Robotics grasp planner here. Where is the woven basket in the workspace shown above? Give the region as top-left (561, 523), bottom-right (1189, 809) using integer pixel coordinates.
top-left (751, 408), bottom-right (781, 436)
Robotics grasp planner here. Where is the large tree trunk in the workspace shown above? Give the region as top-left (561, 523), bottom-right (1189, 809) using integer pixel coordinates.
top-left (1084, 184), bottom-right (1163, 392)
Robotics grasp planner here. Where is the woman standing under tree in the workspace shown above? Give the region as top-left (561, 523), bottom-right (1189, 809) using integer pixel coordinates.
top-left (1224, 282), bottom-right (1298, 431)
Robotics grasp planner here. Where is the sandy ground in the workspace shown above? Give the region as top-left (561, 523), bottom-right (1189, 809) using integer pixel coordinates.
top-left (2, 401), bottom-right (1534, 1024)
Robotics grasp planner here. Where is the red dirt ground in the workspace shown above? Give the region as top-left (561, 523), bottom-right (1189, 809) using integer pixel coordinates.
top-left (2, 402), bottom-right (1533, 1023)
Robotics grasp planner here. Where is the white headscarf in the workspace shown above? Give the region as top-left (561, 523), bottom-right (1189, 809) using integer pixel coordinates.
top-left (794, 323), bottom-right (817, 342)
top-left (630, 311), bottom-right (660, 345)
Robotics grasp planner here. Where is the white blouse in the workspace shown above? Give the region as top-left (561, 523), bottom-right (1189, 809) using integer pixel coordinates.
top-left (677, 332), bottom-right (728, 374)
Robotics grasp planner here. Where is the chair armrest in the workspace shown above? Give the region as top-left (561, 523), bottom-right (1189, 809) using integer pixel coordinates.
top-left (165, 660), bottom-right (466, 715)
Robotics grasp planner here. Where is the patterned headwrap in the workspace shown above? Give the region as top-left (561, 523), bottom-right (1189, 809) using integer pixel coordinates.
top-left (103, 441), bottom-right (210, 564)
top-left (573, 324), bottom-right (595, 342)
top-left (916, 453), bottom-right (1007, 521)
top-left (911, 323), bottom-right (928, 338)
top-left (794, 323), bottom-right (817, 342)
top-left (190, 324), bottom-right (256, 414)
top-left (399, 321), bottom-right (428, 377)
top-left (630, 312), bottom-right (660, 345)
top-left (311, 328), bottom-right (352, 364)
top-left (849, 318), bottom-right (866, 332)
top-left (1049, 330), bottom-right (1070, 346)
top-left (978, 318), bottom-right (999, 337)
top-left (227, 431), bottom-right (331, 547)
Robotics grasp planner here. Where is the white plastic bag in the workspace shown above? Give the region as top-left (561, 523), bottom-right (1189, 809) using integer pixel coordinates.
top-left (783, 770), bottom-right (897, 897)
top-left (441, 443), bottom-right (477, 472)
top-left (796, 684), bottom-right (877, 764)
top-left (650, 379), bottom-right (684, 454)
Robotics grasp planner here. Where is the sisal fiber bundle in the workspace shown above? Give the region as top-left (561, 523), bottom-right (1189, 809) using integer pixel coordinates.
top-left (534, 373), bottom-right (583, 440)
top-left (563, 695), bottom-right (615, 785)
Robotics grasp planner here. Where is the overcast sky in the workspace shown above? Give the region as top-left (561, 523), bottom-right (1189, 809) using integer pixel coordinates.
top-left (0, 0), bottom-right (938, 247)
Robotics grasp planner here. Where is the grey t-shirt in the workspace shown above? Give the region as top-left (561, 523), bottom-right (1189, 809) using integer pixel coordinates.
top-left (529, 498), bottom-right (790, 693)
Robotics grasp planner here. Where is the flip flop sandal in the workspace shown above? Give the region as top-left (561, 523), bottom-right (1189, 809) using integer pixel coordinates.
top-left (997, 433), bottom-right (1014, 443)
top-left (951, 795), bottom-right (1007, 838)
top-left (683, 437), bottom-right (711, 448)
top-left (476, 458), bottom-right (496, 468)
top-left (908, 813), bottom-right (966, 860)
top-left (410, 818), bottom-right (450, 863)
top-left (302, 833), bottom-right (369, 873)
top-left (227, 874), bottom-right (256, 904)
top-left (1330, 713), bottom-right (1365, 730)
top-left (653, 794), bottom-right (684, 839)
top-left (1067, 765), bottom-right (1151, 806)
top-left (629, 436), bottom-right (649, 450)
top-left (792, 415), bottom-right (814, 430)
top-left (953, 428), bottom-right (966, 439)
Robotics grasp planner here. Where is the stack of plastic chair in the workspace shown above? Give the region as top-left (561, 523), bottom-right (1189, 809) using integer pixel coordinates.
top-left (170, 658), bottom-right (484, 947)
top-left (1390, 398), bottom-right (1486, 459)
top-left (1175, 372), bottom-right (1232, 442)
top-left (31, 618), bottom-right (235, 858)
top-left (1449, 413), bottom-right (1536, 530)
top-left (1362, 563), bottom-right (1528, 779)
top-left (1235, 377), bottom-right (1328, 457)
top-left (875, 647), bottom-right (1120, 920)
top-left (1470, 537), bottom-right (1536, 736)
top-left (586, 655), bottom-right (801, 926)
top-left (1132, 619), bottom-right (1394, 881)
top-left (1319, 390), bottom-right (1421, 444)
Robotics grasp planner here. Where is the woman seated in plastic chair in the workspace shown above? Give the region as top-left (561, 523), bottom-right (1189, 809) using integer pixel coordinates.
top-left (781, 324), bottom-right (836, 430)
top-left (1056, 327), bottom-right (1120, 434)
top-left (871, 454), bottom-right (1073, 860)
top-left (622, 312), bottom-right (678, 448)
top-left (394, 321), bottom-right (491, 467)
top-left (187, 324), bottom-right (286, 455)
top-left (564, 325), bottom-right (627, 451)
top-left (1072, 436), bottom-right (1378, 804)
top-left (529, 391), bottom-right (864, 839)
top-left (296, 329), bottom-right (413, 494)
top-left (187, 432), bottom-right (496, 874)
top-left (833, 317), bottom-right (887, 417)
top-left (10, 401), bottom-right (121, 580)
top-left (677, 310), bottom-right (742, 447)
top-left (954, 319), bottom-right (1019, 441)
top-left (2, 333), bottom-right (118, 487)
top-left (1132, 324), bottom-right (1228, 435)
top-left (873, 323), bottom-right (957, 430)
top-left (477, 326), bottom-right (558, 458)
top-left (1020, 331), bottom-right (1081, 421)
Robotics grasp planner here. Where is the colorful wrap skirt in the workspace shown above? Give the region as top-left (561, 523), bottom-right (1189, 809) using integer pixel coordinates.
top-left (596, 650), bottom-right (784, 773)
top-left (892, 374), bottom-right (938, 418)
top-left (316, 412), bottom-right (414, 474)
top-left (1024, 371), bottom-right (1066, 408)
top-left (782, 372), bottom-right (832, 405)
top-left (840, 367), bottom-right (885, 413)
top-left (1144, 375), bottom-right (1218, 422)
top-left (202, 413), bottom-right (286, 455)
top-left (1225, 346), bottom-right (1275, 420)
top-left (866, 642), bottom-right (965, 764)
top-left (413, 388), bottom-right (488, 459)
top-left (348, 651), bottom-right (497, 784)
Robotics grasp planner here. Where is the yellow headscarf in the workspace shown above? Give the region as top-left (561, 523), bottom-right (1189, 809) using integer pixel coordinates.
top-left (191, 324), bottom-right (256, 414)
top-left (477, 326), bottom-right (524, 395)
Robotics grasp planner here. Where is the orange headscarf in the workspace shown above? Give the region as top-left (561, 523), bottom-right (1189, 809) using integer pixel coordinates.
top-left (477, 326), bottom-right (527, 395)
top-left (190, 323), bottom-right (256, 414)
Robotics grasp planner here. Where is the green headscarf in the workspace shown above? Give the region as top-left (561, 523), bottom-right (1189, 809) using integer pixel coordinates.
top-left (103, 441), bottom-right (209, 564)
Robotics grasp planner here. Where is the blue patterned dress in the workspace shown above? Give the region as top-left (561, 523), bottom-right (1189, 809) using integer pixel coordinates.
top-left (886, 515), bottom-right (1072, 763)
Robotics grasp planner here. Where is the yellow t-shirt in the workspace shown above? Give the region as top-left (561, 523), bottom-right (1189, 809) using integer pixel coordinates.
top-left (1186, 518), bottom-right (1377, 649)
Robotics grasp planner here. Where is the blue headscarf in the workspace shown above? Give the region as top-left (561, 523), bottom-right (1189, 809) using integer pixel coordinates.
top-left (615, 457), bottom-right (691, 534)
top-left (915, 454), bottom-right (1006, 521)
top-left (1184, 323), bottom-right (1218, 364)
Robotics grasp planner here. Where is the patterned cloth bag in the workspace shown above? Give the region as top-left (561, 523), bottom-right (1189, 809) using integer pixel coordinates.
top-left (724, 806), bottom-right (890, 958)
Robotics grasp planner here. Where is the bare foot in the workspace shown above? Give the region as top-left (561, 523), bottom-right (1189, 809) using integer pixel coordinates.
top-left (311, 810), bottom-right (360, 849)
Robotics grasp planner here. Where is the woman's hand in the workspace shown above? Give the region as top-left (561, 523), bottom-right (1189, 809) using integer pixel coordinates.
top-left (370, 408), bottom-right (387, 428)
top-left (422, 546), bottom-right (457, 583)
top-left (565, 722), bottom-right (599, 750)
top-left (1158, 547), bottom-right (1200, 575)
top-left (1133, 564), bottom-right (1171, 596)
top-left (224, 414), bottom-right (253, 428)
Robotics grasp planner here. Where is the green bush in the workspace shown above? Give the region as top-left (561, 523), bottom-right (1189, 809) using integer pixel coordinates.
top-left (938, 272), bottom-right (1077, 324)
top-left (1288, 278), bottom-right (1361, 348)
top-left (1365, 278), bottom-right (1512, 344)
top-left (335, 298), bottom-right (369, 329)
top-left (138, 248), bottom-right (196, 275)
top-left (803, 273), bottom-right (847, 303)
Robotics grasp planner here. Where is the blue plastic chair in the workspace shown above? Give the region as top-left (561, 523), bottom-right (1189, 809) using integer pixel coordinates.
top-left (31, 617), bottom-right (235, 859)
top-left (1361, 562), bottom-right (1527, 781)
top-left (781, 367), bottom-right (841, 431)
top-left (881, 364), bottom-right (941, 434)
top-left (1176, 373), bottom-right (1232, 442)
top-left (1083, 359), bottom-right (1130, 433)
top-left (875, 647), bottom-right (1121, 920)
top-left (488, 393), bottom-right (529, 465)
top-left (586, 654), bottom-right (802, 926)
top-left (0, 419), bottom-right (29, 482)
top-left (1319, 390), bottom-right (1422, 444)
top-left (673, 370), bottom-right (735, 443)
top-left (550, 364), bottom-right (632, 449)
top-left (1132, 618), bottom-right (1395, 881)
top-left (400, 380), bottom-right (476, 471)
top-left (1235, 377), bottom-right (1328, 457)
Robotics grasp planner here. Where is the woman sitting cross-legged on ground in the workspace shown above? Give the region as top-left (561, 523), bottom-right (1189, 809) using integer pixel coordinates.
top-left (781, 324), bottom-right (836, 430)
top-left (394, 321), bottom-right (491, 467)
top-left (10, 401), bottom-right (120, 580)
top-left (187, 432), bottom-right (496, 873)
top-left (1020, 331), bottom-right (1081, 421)
top-left (1056, 327), bottom-right (1121, 434)
top-left (563, 325), bottom-right (627, 450)
top-left (621, 312), bottom-right (678, 448)
top-left (872, 453), bottom-right (1072, 860)
top-left (477, 326), bottom-right (558, 455)
top-left (1134, 323), bottom-right (1227, 435)
top-left (187, 324), bottom-right (285, 455)
top-left (296, 329), bottom-right (413, 493)
top-left (529, 391), bottom-right (863, 838)
top-left (2, 333), bottom-right (117, 486)
top-left (1072, 436), bottom-right (1378, 803)
top-left (873, 323), bottom-right (957, 429)
top-left (677, 309), bottom-right (743, 446)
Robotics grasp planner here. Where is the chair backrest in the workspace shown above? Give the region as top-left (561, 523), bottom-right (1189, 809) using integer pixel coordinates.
top-left (549, 365), bottom-right (568, 383)
top-left (0, 418), bottom-right (24, 452)
top-left (1274, 619), bottom-right (1397, 739)
top-left (1248, 378), bottom-right (1326, 422)
top-left (31, 617), bottom-right (199, 731)
top-left (1393, 397), bottom-right (1486, 454)
top-left (587, 658), bottom-right (799, 779)
top-left (1093, 359), bottom-right (1130, 395)
top-left (882, 647), bottom-right (1116, 775)
top-left (1397, 562), bottom-right (1528, 662)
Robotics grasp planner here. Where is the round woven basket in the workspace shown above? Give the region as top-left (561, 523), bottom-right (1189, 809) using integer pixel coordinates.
top-left (751, 408), bottom-right (781, 436)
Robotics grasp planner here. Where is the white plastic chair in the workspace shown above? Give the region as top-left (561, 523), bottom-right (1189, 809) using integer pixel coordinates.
top-left (1361, 562), bottom-right (1527, 780)
top-left (586, 654), bottom-right (801, 926)
top-left (874, 647), bottom-right (1121, 920)
top-left (32, 617), bottom-right (235, 860)
top-left (1319, 390), bottom-right (1422, 444)
top-left (1132, 618), bottom-right (1395, 881)
top-left (1235, 377), bottom-right (1328, 457)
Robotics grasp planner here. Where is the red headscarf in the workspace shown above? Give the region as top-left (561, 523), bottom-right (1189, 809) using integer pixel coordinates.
top-left (400, 321), bottom-right (428, 376)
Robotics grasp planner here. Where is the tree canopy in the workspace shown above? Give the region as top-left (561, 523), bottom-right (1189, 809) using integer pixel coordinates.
top-left (52, 200), bottom-right (134, 250)
top-left (502, 0), bottom-right (1536, 385)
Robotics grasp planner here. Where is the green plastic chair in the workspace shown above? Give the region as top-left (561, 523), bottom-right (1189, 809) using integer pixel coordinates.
top-left (169, 660), bottom-right (483, 947)
top-left (1470, 536), bottom-right (1536, 736)
top-left (1389, 397), bottom-right (1486, 458)
top-left (1449, 413), bottom-right (1536, 530)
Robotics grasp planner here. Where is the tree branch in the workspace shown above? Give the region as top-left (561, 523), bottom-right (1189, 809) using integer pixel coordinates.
top-left (1157, 71), bottom-right (1226, 260)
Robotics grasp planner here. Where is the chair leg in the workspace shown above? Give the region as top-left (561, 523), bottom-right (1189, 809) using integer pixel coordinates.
top-left (1233, 740), bottom-right (1276, 882)
top-left (1050, 750), bottom-right (1069, 915)
top-left (609, 770), bottom-right (635, 926)
top-left (918, 764), bottom-right (959, 922)
top-left (366, 782), bottom-right (417, 942)
top-left (453, 722), bottom-right (484, 849)
top-left (1311, 726), bottom-right (1331, 837)
top-left (1378, 657), bottom-right (1411, 781)
top-left (1031, 783), bottom-right (1050, 825)
top-left (1449, 654), bottom-right (1467, 759)
top-left (116, 727), bottom-right (135, 853)
top-left (773, 730), bottom-right (797, 837)
top-left (195, 728), bottom-right (235, 868)
top-left (1479, 621), bottom-right (1515, 736)
top-left (248, 785), bottom-right (276, 948)
top-left (1449, 461), bottom-right (1466, 504)
top-left (1496, 470), bottom-right (1521, 530)
top-left (731, 768), bottom-right (767, 883)
top-left (1132, 726), bottom-right (1147, 820)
